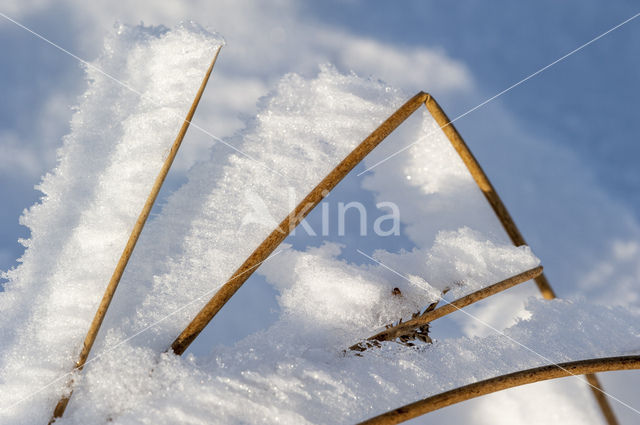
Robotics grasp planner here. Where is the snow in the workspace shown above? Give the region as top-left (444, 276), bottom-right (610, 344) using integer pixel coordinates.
top-left (61, 299), bottom-right (640, 425)
top-left (0, 23), bottom-right (638, 425)
top-left (98, 62), bottom-right (407, 352)
top-left (0, 23), bottom-right (223, 424)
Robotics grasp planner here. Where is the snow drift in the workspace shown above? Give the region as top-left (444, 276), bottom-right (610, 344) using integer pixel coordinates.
top-left (0, 23), bottom-right (638, 425)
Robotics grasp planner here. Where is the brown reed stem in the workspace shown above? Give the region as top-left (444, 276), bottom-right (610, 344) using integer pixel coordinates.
top-left (350, 266), bottom-right (543, 351)
top-left (586, 373), bottom-right (620, 425)
top-left (167, 91), bottom-right (616, 424)
top-left (48, 45), bottom-right (222, 424)
top-left (423, 95), bottom-right (556, 300)
top-left (424, 95), bottom-right (619, 424)
top-left (169, 91), bottom-right (431, 355)
top-left (357, 355), bottom-right (640, 425)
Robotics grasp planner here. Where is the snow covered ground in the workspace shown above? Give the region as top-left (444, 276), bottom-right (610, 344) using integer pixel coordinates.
top-left (1, 2), bottom-right (640, 425)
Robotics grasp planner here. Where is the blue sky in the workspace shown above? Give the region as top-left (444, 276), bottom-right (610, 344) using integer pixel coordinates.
top-left (1, 1), bottom-right (639, 423)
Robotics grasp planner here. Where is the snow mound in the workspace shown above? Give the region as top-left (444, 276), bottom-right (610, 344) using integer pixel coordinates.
top-left (1, 22), bottom-right (637, 425)
top-left (65, 299), bottom-right (640, 425)
top-left (97, 63), bottom-right (407, 351)
top-left (259, 236), bottom-right (538, 346)
top-left (0, 23), bottom-right (223, 424)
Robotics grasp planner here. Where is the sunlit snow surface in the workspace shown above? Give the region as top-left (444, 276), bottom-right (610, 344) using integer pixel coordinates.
top-left (0, 24), bottom-right (638, 425)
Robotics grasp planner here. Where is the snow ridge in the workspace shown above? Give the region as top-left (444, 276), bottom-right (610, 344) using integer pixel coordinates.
top-left (0, 24), bottom-right (222, 424)
top-left (1, 23), bottom-right (638, 425)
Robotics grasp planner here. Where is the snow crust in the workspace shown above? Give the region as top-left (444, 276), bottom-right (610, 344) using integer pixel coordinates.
top-left (0, 23), bottom-right (223, 424)
top-left (0, 24), bottom-right (637, 425)
top-left (62, 299), bottom-right (640, 425)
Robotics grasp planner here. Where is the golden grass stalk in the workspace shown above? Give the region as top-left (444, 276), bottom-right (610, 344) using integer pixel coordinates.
top-left (170, 91), bottom-right (555, 355)
top-left (357, 355), bottom-right (640, 425)
top-left (169, 91), bottom-right (431, 355)
top-left (586, 372), bottom-right (621, 425)
top-left (166, 91), bottom-right (615, 423)
top-left (48, 45), bottom-right (222, 424)
top-left (423, 95), bottom-right (555, 300)
top-left (349, 266), bottom-right (543, 352)
top-left (423, 95), bottom-right (617, 424)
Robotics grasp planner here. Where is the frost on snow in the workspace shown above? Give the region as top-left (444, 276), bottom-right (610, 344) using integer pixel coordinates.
top-left (0, 24), bottom-right (638, 425)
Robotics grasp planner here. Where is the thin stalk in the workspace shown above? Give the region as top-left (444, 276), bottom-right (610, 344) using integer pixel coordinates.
top-left (586, 372), bottom-right (621, 425)
top-left (357, 355), bottom-right (640, 425)
top-left (425, 95), bottom-right (619, 424)
top-left (169, 91), bottom-right (431, 355)
top-left (165, 90), bottom-right (616, 424)
top-left (48, 45), bottom-right (222, 424)
top-left (350, 266), bottom-right (543, 351)
top-left (423, 95), bottom-right (556, 300)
